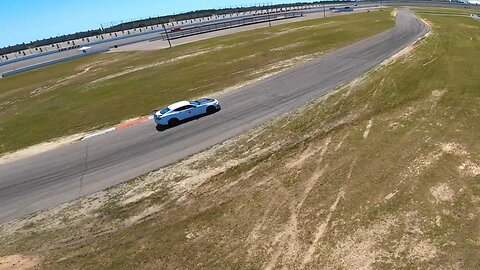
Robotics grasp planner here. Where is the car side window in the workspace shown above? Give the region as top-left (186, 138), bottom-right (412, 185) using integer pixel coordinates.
top-left (174, 105), bottom-right (194, 112)
top-left (173, 106), bottom-right (186, 112)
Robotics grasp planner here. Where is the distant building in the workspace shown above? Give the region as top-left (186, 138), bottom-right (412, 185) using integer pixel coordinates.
top-left (459, 0), bottom-right (480, 4)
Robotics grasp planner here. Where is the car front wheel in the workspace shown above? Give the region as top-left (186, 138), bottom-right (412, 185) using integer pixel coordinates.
top-left (206, 106), bottom-right (216, 114)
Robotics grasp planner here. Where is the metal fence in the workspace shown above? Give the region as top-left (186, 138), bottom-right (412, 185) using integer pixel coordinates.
top-left (153, 12), bottom-right (304, 41)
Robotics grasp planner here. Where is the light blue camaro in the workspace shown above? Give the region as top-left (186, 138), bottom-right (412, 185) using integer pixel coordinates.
top-left (153, 98), bottom-right (221, 126)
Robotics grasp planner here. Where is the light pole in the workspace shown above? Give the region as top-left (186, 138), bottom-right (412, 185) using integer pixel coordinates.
top-left (267, 3), bottom-right (271, 27)
top-left (162, 23), bottom-right (172, 48)
top-left (323, 2), bottom-right (326, 18)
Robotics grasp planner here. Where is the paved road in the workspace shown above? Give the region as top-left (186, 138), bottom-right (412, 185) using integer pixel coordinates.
top-left (0, 9), bottom-right (428, 224)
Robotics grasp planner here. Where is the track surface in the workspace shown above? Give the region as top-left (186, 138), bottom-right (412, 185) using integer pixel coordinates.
top-left (0, 9), bottom-right (428, 224)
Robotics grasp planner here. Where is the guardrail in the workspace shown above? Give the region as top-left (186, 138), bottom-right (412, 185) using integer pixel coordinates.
top-left (1, 48), bottom-right (109, 78)
top-left (0, 49), bottom-right (61, 67)
top-left (151, 12), bottom-right (304, 42)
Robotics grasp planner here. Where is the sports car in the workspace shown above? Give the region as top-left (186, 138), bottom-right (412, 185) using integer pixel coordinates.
top-left (153, 98), bottom-right (221, 126)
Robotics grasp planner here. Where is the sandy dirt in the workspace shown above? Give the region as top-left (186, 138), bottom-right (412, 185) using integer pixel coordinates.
top-left (300, 189), bottom-right (344, 268)
top-left (0, 255), bottom-right (40, 270)
top-left (430, 183), bottom-right (455, 203)
top-left (0, 133), bottom-right (84, 165)
top-left (363, 119), bottom-right (373, 139)
top-left (458, 160), bottom-right (480, 177)
top-left (89, 50), bottom-right (211, 85)
top-left (30, 62), bottom-right (104, 97)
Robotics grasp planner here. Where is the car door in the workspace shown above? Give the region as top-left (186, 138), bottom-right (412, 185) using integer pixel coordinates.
top-left (172, 105), bottom-right (188, 120)
top-left (183, 105), bottom-right (199, 119)
top-left (173, 105), bottom-right (195, 120)
top-left (190, 104), bottom-right (204, 117)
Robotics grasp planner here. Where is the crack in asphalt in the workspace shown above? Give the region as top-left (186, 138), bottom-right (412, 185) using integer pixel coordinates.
top-left (78, 140), bottom-right (90, 194)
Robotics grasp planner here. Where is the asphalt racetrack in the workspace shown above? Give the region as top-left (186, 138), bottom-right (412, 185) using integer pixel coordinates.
top-left (0, 9), bottom-right (428, 224)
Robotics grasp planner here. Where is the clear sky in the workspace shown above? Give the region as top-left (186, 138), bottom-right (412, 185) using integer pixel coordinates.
top-left (0, 0), bottom-right (305, 48)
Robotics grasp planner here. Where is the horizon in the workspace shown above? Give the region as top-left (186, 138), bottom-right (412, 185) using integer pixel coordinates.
top-left (0, 0), bottom-right (330, 48)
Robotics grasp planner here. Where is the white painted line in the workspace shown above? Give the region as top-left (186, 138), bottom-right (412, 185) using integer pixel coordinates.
top-left (81, 127), bottom-right (116, 141)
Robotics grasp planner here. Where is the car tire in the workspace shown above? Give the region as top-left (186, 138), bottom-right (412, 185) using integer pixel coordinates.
top-left (206, 106), bottom-right (216, 114)
top-left (168, 118), bottom-right (179, 126)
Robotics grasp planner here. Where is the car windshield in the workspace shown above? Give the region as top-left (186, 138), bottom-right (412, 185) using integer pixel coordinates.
top-left (189, 101), bottom-right (200, 106)
top-left (159, 107), bottom-right (170, 114)
top-left (194, 98), bottom-right (213, 104)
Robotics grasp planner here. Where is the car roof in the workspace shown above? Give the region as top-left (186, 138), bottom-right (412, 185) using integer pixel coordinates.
top-left (167, 101), bottom-right (190, 110)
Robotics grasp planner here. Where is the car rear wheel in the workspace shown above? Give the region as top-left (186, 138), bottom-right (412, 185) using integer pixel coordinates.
top-left (168, 118), bottom-right (180, 126)
top-left (206, 106), bottom-right (216, 114)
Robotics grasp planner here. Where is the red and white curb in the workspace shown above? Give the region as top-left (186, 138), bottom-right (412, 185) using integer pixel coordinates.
top-left (81, 127), bottom-right (116, 141)
top-left (115, 116), bottom-right (152, 130)
top-left (81, 115), bottom-right (153, 141)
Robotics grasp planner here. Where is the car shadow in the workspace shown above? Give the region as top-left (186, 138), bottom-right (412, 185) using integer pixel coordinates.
top-left (155, 108), bottom-right (221, 132)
